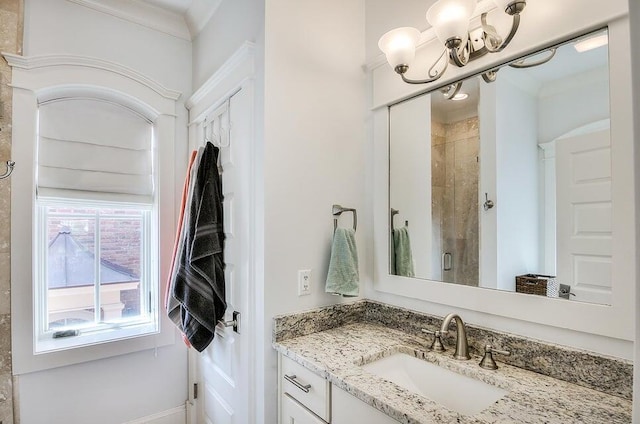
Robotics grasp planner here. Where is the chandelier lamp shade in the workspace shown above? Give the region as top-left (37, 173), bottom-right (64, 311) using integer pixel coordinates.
top-left (378, 0), bottom-right (529, 85)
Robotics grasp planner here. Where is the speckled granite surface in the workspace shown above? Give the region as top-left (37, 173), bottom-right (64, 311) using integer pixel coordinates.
top-left (273, 301), bottom-right (365, 342)
top-left (273, 300), bottom-right (633, 400)
top-left (274, 323), bottom-right (632, 424)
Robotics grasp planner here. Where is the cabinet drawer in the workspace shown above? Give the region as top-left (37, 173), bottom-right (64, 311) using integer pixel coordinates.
top-left (281, 355), bottom-right (330, 421)
top-left (282, 394), bottom-right (327, 424)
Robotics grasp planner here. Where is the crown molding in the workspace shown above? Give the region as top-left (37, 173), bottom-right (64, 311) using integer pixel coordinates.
top-left (66, 0), bottom-right (191, 41)
top-left (186, 41), bottom-right (255, 110)
top-left (2, 53), bottom-right (182, 101)
top-left (185, 0), bottom-right (223, 38)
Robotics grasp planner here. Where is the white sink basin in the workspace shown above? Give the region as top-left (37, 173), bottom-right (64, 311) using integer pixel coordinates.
top-left (361, 353), bottom-right (508, 415)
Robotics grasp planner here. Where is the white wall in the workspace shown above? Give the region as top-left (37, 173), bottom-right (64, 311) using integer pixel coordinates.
top-left (389, 95), bottom-right (432, 277)
top-left (478, 83), bottom-right (498, 288)
top-left (191, 0), bottom-right (264, 90)
top-left (17, 347), bottom-right (187, 424)
top-left (495, 77), bottom-right (540, 291)
top-left (537, 67), bottom-right (610, 144)
top-left (262, 1), bottom-right (366, 423)
top-left (17, 1), bottom-right (191, 422)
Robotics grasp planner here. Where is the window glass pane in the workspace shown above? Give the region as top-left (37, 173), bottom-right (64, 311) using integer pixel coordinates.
top-left (46, 207), bottom-right (97, 330)
top-left (99, 210), bottom-right (144, 323)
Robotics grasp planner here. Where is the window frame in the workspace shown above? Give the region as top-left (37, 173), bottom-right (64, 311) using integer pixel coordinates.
top-left (5, 54), bottom-right (181, 375)
top-left (34, 199), bottom-right (159, 353)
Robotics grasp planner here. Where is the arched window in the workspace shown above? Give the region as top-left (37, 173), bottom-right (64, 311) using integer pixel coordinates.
top-left (5, 53), bottom-right (180, 370)
top-left (34, 93), bottom-right (158, 349)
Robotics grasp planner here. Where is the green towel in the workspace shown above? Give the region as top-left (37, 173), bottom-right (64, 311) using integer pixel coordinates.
top-left (325, 228), bottom-right (359, 297)
top-left (393, 226), bottom-right (415, 277)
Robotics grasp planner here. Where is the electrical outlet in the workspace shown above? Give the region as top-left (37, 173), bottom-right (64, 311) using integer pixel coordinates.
top-left (298, 269), bottom-right (311, 296)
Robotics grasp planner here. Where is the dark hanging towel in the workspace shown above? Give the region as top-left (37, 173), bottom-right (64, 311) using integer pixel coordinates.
top-left (169, 142), bottom-right (226, 352)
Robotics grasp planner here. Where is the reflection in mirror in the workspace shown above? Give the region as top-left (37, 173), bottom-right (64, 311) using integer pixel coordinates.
top-left (389, 29), bottom-right (611, 305)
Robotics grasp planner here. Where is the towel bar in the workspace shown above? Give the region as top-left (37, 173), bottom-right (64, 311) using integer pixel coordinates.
top-left (332, 204), bottom-right (357, 233)
top-left (391, 208), bottom-right (399, 229)
top-left (391, 208), bottom-right (408, 228)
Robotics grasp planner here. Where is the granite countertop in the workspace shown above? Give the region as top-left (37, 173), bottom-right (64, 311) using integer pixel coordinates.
top-left (273, 322), bottom-right (632, 424)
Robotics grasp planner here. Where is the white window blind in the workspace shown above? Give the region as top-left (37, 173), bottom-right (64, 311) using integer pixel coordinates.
top-left (37, 98), bottom-right (154, 203)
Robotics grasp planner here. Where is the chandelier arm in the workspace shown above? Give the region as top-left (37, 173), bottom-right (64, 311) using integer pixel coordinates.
top-left (469, 47), bottom-right (490, 62)
top-left (442, 81), bottom-right (463, 99)
top-left (482, 69), bottom-right (499, 83)
top-left (428, 48), bottom-right (448, 78)
top-left (399, 51), bottom-right (449, 85)
top-left (0, 160), bottom-right (15, 180)
top-left (400, 70), bottom-right (446, 85)
top-left (509, 48), bottom-right (557, 69)
top-left (493, 13), bottom-right (521, 53)
top-left (450, 39), bottom-right (471, 67)
top-left (480, 13), bottom-right (503, 53)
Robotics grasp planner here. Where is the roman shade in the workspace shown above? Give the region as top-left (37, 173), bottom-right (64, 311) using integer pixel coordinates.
top-left (37, 98), bottom-right (154, 203)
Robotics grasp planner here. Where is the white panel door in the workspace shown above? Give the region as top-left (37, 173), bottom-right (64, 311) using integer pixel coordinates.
top-left (556, 128), bottom-right (611, 304)
top-left (189, 84), bottom-right (254, 424)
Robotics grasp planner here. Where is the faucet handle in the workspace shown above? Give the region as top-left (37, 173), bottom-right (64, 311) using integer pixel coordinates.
top-left (421, 329), bottom-right (446, 352)
top-left (479, 344), bottom-right (511, 370)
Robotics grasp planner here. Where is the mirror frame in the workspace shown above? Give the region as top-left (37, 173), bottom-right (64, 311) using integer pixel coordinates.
top-left (371, 15), bottom-right (634, 342)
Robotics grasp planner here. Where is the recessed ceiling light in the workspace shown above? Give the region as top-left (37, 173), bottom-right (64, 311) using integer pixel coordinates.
top-left (574, 33), bottom-right (608, 53)
top-left (451, 93), bottom-right (468, 101)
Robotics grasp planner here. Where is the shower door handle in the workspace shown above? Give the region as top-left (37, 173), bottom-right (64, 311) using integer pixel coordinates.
top-left (442, 253), bottom-right (452, 271)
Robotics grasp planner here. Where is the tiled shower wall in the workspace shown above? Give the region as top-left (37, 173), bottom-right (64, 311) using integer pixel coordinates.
top-left (0, 0), bottom-right (23, 422)
top-left (431, 116), bottom-right (480, 286)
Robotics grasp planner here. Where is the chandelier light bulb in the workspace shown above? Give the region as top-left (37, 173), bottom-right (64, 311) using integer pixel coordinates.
top-left (378, 27), bottom-right (421, 71)
top-left (426, 0), bottom-right (477, 46)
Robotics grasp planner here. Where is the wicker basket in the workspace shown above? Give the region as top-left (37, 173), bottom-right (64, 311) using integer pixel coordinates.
top-left (515, 274), bottom-right (555, 296)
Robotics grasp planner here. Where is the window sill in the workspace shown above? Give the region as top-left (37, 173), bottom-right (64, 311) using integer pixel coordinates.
top-left (35, 322), bottom-right (159, 354)
top-left (13, 314), bottom-right (177, 375)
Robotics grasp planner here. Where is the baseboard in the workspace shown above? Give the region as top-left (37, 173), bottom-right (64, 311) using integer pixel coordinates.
top-left (122, 405), bottom-right (186, 424)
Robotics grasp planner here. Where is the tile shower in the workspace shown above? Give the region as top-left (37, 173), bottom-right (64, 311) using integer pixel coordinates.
top-left (431, 116), bottom-right (480, 286)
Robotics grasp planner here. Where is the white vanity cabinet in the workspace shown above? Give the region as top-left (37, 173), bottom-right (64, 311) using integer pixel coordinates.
top-left (282, 393), bottom-right (328, 424)
top-left (279, 355), bottom-right (331, 423)
top-left (279, 354), bottom-right (400, 424)
top-left (331, 385), bottom-right (400, 424)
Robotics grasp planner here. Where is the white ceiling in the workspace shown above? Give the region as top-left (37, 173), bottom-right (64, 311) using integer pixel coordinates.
top-left (140, 0), bottom-right (193, 15)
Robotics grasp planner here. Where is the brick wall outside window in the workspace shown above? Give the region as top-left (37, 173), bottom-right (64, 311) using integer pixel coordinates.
top-left (46, 207), bottom-right (144, 317)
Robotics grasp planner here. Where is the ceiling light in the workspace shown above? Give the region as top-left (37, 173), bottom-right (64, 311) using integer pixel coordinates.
top-left (574, 33), bottom-right (608, 53)
top-left (452, 93), bottom-right (469, 101)
top-left (379, 0), bottom-right (530, 85)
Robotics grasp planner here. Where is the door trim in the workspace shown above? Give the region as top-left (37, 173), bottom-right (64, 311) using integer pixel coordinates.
top-left (185, 41), bottom-right (257, 424)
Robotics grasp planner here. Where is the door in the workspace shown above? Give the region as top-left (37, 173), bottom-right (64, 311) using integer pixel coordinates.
top-left (555, 127), bottom-right (611, 304)
top-left (188, 84), bottom-right (254, 424)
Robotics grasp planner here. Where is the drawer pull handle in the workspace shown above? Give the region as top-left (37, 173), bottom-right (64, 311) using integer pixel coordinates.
top-left (284, 374), bottom-right (311, 393)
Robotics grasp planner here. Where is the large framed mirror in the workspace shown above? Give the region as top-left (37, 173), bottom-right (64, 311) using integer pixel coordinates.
top-left (388, 29), bottom-right (611, 305)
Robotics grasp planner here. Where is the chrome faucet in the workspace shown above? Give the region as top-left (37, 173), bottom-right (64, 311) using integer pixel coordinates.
top-left (440, 313), bottom-right (471, 360)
